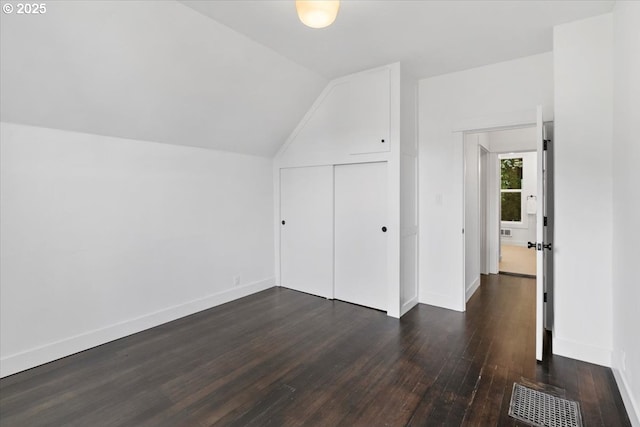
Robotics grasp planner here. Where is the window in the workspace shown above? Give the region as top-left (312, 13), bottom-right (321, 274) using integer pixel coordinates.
top-left (501, 157), bottom-right (523, 222)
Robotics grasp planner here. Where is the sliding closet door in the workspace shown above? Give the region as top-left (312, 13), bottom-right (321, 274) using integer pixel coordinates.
top-left (280, 166), bottom-right (333, 299)
top-left (334, 162), bottom-right (388, 311)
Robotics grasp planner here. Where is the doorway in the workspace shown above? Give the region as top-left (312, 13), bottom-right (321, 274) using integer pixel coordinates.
top-left (464, 126), bottom-right (539, 294)
top-left (498, 151), bottom-right (537, 277)
top-left (461, 112), bottom-right (554, 361)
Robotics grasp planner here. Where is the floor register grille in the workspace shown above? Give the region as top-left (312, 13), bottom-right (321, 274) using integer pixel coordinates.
top-left (508, 383), bottom-right (583, 427)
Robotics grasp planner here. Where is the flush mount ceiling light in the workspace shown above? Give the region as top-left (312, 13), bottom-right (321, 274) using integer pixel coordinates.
top-left (296, 0), bottom-right (340, 29)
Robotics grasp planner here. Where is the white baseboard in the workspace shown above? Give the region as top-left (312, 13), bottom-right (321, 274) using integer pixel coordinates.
top-left (501, 240), bottom-right (527, 247)
top-left (552, 336), bottom-right (612, 367)
top-left (400, 297), bottom-right (419, 316)
top-left (0, 277), bottom-right (275, 378)
top-left (612, 351), bottom-right (640, 426)
top-left (612, 367), bottom-right (640, 426)
top-left (420, 291), bottom-right (465, 312)
top-left (466, 277), bottom-right (481, 302)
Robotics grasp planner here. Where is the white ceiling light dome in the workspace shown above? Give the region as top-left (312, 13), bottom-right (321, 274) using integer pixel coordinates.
top-left (295, 0), bottom-right (340, 29)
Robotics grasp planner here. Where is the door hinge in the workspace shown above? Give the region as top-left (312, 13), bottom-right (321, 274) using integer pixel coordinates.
top-left (544, 216), bottom-right (548, 226)
top-left (544, 292), bottom-right (548, 303)
top-left (543, 140), bottom-right (549, 151)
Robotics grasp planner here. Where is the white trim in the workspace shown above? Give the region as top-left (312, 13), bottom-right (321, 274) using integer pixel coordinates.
top-left (401, 226), bottom-right (419, 238)
top-left (386, 64), bottom-right (402, 319)
top-left (455, 131), bottom-right (467, 312)
top-left (466, 276), bottom-right (481, 302)
top-left (535, 105), bottom-right (544, 362)
top-left (400, 297), bottom-right (419, 316)
top-left (500, 220), bottom-right (527, 229)
top-left (500, 240), bottom-right (530, 248)
top-left (489, 152), bottom-right (501, 274)
top-left (420, 291), bottom-right (465, 312)
top-left (552, 336), bottom-right (612, 367)
top-left (274, 166), bottom-right (282, 287)
top-left (452, 109), bottom-right (537, 133)
top-left (612, 366), bottom-right (640, 427)
top-left (0, 278), bottom-right (275, 378)
top-left (478, 145), bottom-right (490, 276)
top-left (456, 109), bottom-right (538, 315)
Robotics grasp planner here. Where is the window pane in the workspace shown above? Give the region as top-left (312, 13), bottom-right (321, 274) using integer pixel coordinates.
top-left (501, 158), bottom-right (523, 189)
top-left (501, 192), bottom-right (521, 222)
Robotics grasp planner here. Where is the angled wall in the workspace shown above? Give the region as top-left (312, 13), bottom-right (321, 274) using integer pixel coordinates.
top-left (277, 66), bottom-right (395, 167)
top-left (275, 63), bottom-right (418, 318)
top-left (0, 0), bottom-right (325, 377)
top-left (0, 0), bottom-right (326, 156)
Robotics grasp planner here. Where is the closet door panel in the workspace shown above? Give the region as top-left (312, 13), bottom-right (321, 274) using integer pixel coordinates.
top-left (347, 68), bottom-right (391, 155)
top-left (334, 162), bottom-right (387, 311)
top-left (280, 166), bottom-right (334, 298)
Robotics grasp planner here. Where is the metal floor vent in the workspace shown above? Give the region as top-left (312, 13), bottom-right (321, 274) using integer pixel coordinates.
top-left (508, 383), bottom-right (583, 427)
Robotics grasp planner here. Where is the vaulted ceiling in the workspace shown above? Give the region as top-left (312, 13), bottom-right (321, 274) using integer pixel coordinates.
top-left (0, 1), bottom-right (326, 156)
top-left (1, 1), bottom-right (615, 156)
top-left (182, 0), bottom-right (614, 79)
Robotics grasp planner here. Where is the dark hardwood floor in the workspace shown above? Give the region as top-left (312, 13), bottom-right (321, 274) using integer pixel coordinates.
top-left (0, 275), bottom-right (631, 426)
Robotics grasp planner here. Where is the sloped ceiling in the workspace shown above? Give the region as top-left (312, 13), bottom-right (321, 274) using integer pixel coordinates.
top-left (181, 0), bottom-right (614, 79)
top-left (1, 1), bottom-right (615, 156)
top-left (0, 1), bottom-right (327, 156)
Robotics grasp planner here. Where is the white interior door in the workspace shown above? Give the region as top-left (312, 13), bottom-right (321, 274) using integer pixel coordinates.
top-left (543, 122), bottom-right (554, 331)
top-left (280, 166), bottom-right (333, 299)
top-left (334, 162), bottom-right (387, 311)
top-left (535, 106), bottom-right (545, 361)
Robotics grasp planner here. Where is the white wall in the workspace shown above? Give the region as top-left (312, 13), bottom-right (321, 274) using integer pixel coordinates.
top-left (499, 151), bottom-right (537, 248)
top-left (419, 52), bottom-right (554, 311)
top-left (612, 1), bottom-right (640, 424)
top-left (0, 122), bottom-right (275, 377)
top-left (553, 13), bottom-right (613, 367)
top-left (489, 126), bottom-right (537, 153)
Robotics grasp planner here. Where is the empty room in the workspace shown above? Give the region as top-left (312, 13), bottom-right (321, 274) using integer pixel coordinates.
top-left (1, 1), bottom-right (638, 426)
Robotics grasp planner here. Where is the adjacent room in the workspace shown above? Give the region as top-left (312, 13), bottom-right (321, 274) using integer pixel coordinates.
top-left (498, 150), bottom-right (538, 277)
top-left (1, 1), bottom-right (638, 426)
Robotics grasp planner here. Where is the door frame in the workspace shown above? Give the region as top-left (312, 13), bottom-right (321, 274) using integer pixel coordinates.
top-left (478, 144), bottom-right (490, 276)
top-left (454, 108), bottom-right (538, 308)
top-left (463, 133), bottom-right (536, 297)
top-left (452, 106), bottom-right (537, 290)
top-left (455, 108), bottom-right (550, 361)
